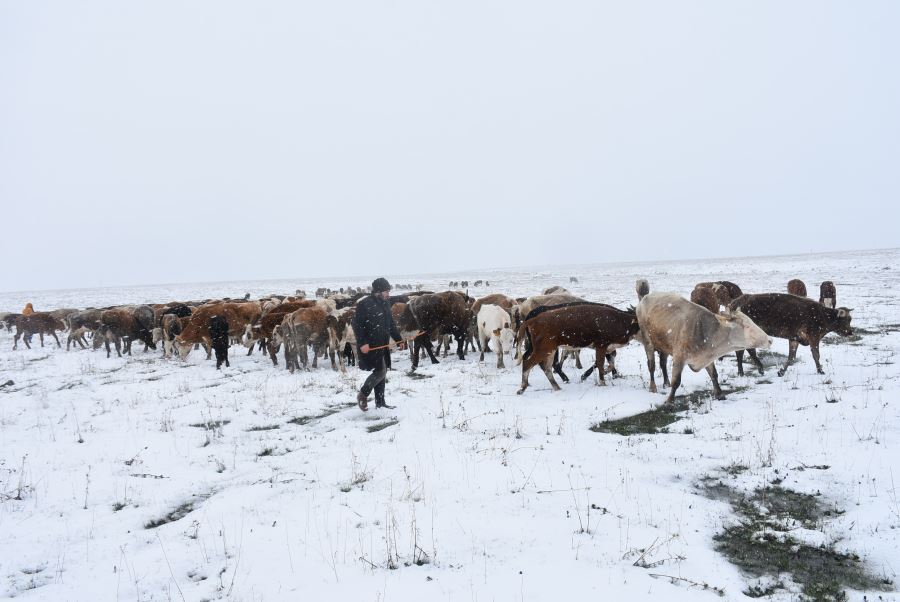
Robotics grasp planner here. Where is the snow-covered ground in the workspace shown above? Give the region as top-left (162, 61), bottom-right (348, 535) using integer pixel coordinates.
top-left (1, 248), bottom-right (898, 601)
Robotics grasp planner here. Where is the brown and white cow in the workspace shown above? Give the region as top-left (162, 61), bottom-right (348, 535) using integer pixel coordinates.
top-left (280, 306), bottom-right (337, 372)
top-left (729, 293), bottom-right (853, 377)
top-left (636, 293), bottom-right (770, 404)
top-left (516, 303), bottom-right (640, 394)
top-left (175, 302), bottom-right (261, 360)
top-left (819, 281), bottom-right (837, 309)
top-left (152, 314), bottom-right (184, 358)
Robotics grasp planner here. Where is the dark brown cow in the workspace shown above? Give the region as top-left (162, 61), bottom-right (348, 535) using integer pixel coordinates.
top-left (280, 306), bottom-right (336, 372)
top-left (93, 305), bottom-right (157, 357)
top-left (729, 293), bottom-right (853, 377)
top-left (692, 281), bottom-right (743, 310)
top-left (405, 292), bottom-right (472, 370)
top-left (516, 303), bottom-right (640, 394)
top-left (819, 281), bottom-right (837, 309)
top-left (690, 286), bottom-right (722, 313)
top-left (13, 313), bottom-right (66, 349)
top-left (787, 279), bottom-right (808, 297)
top-left (175, 302), bottom-right (262, 359)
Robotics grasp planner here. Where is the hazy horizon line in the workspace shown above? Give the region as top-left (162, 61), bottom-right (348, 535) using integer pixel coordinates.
top-left (4, 245), bottom-right (895, 297)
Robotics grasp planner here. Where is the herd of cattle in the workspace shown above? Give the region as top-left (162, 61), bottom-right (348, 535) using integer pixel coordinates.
top-left (1, 277), bottom-right (853, 404)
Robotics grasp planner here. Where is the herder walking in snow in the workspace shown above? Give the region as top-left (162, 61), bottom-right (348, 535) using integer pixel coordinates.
top-left (352, 277), bottom-right (405, 412)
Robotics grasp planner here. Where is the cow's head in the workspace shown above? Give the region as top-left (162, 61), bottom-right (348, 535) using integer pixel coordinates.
top-left (174, 337), bottom-right (192, 360)
top-left (241, 323), bottom-right (257, 348)
top-left (723, 309), bottom-right (771, 350)
top-left (92, 325), bottom-right (110, 350)
top-left (832, 308), bottom-right (853, 336)
top-left (151, 327), bottom-right (163, 344)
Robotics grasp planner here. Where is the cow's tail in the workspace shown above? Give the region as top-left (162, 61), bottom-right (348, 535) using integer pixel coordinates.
top-left (522, 326), bottom-right (533, 362)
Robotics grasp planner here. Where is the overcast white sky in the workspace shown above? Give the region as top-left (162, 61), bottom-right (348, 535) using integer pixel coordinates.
top-left (1, 1), bottom-right (898, 292)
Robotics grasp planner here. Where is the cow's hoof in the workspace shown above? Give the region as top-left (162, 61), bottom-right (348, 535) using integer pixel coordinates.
top-left (817, 369), bottom-right (825, 375)
top-left (596, 380), bottom-right (606, 386)
top-left (649, 385), bottom-right (657, 393)
top-left (516, 388), bottom-right (525, 395)
top-left (777, 370), bottom-right (785, 377)
top-left (715, 393), bottom-right (726, 400)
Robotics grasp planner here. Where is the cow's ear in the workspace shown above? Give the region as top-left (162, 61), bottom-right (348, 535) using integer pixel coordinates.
top-left (837, 308), bottom-right (853, 317)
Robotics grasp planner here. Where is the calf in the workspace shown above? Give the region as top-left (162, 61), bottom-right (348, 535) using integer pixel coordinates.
top-left (787, 279), bottom-right (808, 297)
top-left (637, 293), bottom-right (770, 404)
top-left (208, 315), bottom-right (230, 369)
top-left (13, 313), bottom-right (66, 349)
top-left (477, 304), bottom-right (515, 369)
top-left (819, 281), bottom-right (837, 309)
top-left (281, 306), bottom-right (336, 372)
top-left (729, 293), bottom-right (853, 377)
top-left (152, 314), bottom-right (183, 358)
top-left (330, 307), bottom-right (358, 372)
top-left (517, 303), bottom-right (640, 394)
top-left (67, 326), bottom-right (91, 350)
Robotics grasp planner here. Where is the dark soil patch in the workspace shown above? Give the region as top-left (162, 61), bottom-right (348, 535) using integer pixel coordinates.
top-left (590, 405), bottom-right (682, 436)
top-left (144, 493), bottom-right (211, 529)
top-left (823, 334), bottom-right (863, 346)
top-left (367, 419), bottom-right (399, 433)
top-left (881, 323), bottom-right (900, 334)
top-left (699, 479), bottom-right (892, 600)
top-left (246, 424), bottom-right (280, 432)
top-left (189, 419), bottom-right (230, 429)
top-left (287, 405), bottom-right (347, 426)
top-left (681, 385), bottom-right (750, 405)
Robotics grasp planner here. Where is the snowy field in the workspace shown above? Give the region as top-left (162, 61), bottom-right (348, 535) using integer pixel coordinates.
top-left (1, 248), bottom-right (898, 601)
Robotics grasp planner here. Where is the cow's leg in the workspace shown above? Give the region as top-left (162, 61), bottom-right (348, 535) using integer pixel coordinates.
top-left (735, 350), bottom-right (745, 376)
top-left (810, 338), bottom-right (825, 374)
top-left (267, 341), bottom-right (279, 365)
top-left (52, 332), bottom-right (61, 347)
top-left (665, 357), bottom-right (686, 405)
top-left (706, 363), bottom-right (724, 400)
top-left (551, 349), bottom-right (570, 383)
top-left (115, 337), bottom-right (122, 357)
top-left (423, 337), bottom-right (439, 364)
top-left (479, 331), bottom-right (488, 362)
top-left (644, 344), bottom-right (657, 393)
top-left (777, 340), bottom-right (799, 377)
top-left (456, 333), bottom-right (465, 360)
top-left (517, 354), bottom-right (536, 394)
top-left (541, 354), bottom-right (561, 391)
top-left (606, 351), bottom-right (618, 376)
top-left (746, 349), bottom-right (765, 375)
top-left (246, 342), bottom-right (255, 356)
top-left (580, 365), bottom-right (596, 382)
top-left (658, 351), bottom-right (670, 387)
top-left (496, 337), bottom-right (505, 369)
top-left (595, 347), bottom-right (607, 385)
top-left (39, 333), bottom-right (45, 347)
top-left (13, 332), bottom-right (21, 350)
top-left (574, 349), bottom-right (583, 370)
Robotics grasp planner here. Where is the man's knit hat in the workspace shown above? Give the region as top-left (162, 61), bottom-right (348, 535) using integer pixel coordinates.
top-left (372, 277), bottom-right (392, 293)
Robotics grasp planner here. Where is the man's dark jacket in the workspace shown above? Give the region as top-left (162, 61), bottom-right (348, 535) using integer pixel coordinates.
top-left (352, 295), bottom-right (402, 371)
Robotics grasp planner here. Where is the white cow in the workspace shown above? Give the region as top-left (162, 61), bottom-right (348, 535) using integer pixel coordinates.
top-left (477, 305), bottom-right (515, 369)
top-left (636, 292), bottom-right (771, 404)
